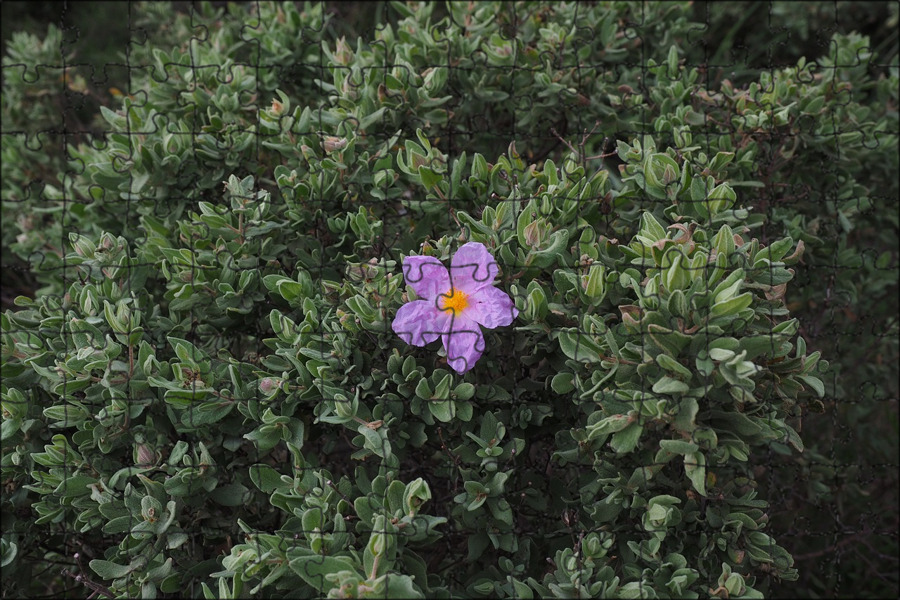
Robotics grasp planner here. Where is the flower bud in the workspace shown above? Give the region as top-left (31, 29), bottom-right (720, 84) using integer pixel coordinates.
top-left (368, 515), bottom-right (388, 555)
top-left (135, 443), bottom-right (156, 467)
top-left (333, 394), bottom-right (356, 419)
top-left (141, 495), bottom-right (162, 523)
top-left (70, 233), bottom-right (96, 257)
top-left (323, 136), bottom-right (347, 154)
top-left (341, 77), bottom-right (358, 101)
top-left (403, 477), bottom-right (432, 517)
top-left (334, 36), bottom-right (353, 66)
top-left (523, 219), bottom-right (549, 249)
top-left (259, 377), bottom-right (281, 394)
top-left (583, 263), bottom-right (607, 299)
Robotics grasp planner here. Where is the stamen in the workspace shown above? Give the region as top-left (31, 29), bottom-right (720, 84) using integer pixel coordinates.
top-left (441, 289), bottom-right (469, 315)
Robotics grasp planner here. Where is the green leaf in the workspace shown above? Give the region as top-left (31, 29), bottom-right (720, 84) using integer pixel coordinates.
top-left (529, 230), bottom-right (569, 268)
top-left (289, 555), bottom-right (360, 591)
top-left (382, 573), bottom-right (424, 598)
top-left (708, 151), bottom-right (735, 173)
top-left (667, 44), bottom-right (679, 77)
top-left (557, 328), bottom-right (603, 363)
top-left (357, 424), bottom-right (389, 458)
top-left (713, 225), bottom-right (736, 260)
top-left (707, 182), bottom-right (736, 215)
top-left (674, 398), bottom-right (699, 432)
top-left (0, 540), bottom-right (16, 569)
top-left (454, 382), bottom-right (475, 401)
top-left (167, 336), bottom-right (205, 366)
top-left (182, 401), bottom-right (235, 427)
top-left (467, 532), bottom-right (490, 561)
top-left (660, 439), bottom-right (700, 455)
top-left (656, 354), bottom-right (693, 379)
top-left (90, 559), bottom-right (134, 580)
top-left (647, 324), bottom-right (691, 357)
top-left (509, 577), bottom-right (534, 600)
top-left (415, 378), bottom-right (432, 400)
top-left (756, 236), bottom-right (794, 263)
top-left (210, 482), bottom-right (250, 506)
top-left (550, 372), bottom-right (576, 394)
top-left (583, 264), bottom-right (607, 299)
top-left (386, 480), bottom-right (406, 514)
top-left (244, 424), bottom-right (283, 455)
top-left (53, 474), bottom-right (96, 497)
top-left (797, 374), bottom-right (825, 397)
top-left (428, 399), bottom-right (456, 422)
top-left (652, 376), bottom-right (690, 395)
top-left (263, 275), bottom-right (304, 303)
top-left (662, 248), bottom-right (690, 291)
top-left (610, 422), bottom-right (643, 454)
top-left (644, 154), bottom-right (681, 199)
top-left (739, 335), bottom-right (780, 360)
top-left (160, 575), bottom-right (181, 594)
top-left (639, 212), bottom-right (668, 242)
top-left (708, 409), bottom-right (762, 437)
top-left (432, 373), bottom-right (452, 400)
top-left (418, 165), bottom-right (442, 189)
top-left (684, 452), bottom-right (707, 496)
top-left (102, 515), bottom-right (136, 534)
top-left (249, 464), bottom-right (287, 493)
top-left (587, 414), bottom-right (633, 440)
top-left (710, 292), bottom-right (753, 318)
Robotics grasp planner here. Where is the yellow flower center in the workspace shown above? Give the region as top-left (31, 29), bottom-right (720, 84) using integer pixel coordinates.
top-left (441, 289), bottom-right (469, 315)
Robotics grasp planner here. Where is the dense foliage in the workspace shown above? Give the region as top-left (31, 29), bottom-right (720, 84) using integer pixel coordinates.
top-left (2, 2), bottom-right (897, 598)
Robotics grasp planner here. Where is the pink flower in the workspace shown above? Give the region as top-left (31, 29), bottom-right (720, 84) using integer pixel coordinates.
top-left (392, 242), bottom-right (518, 373)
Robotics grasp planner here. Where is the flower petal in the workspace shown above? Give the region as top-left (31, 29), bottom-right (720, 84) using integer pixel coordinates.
top-left (442, 315), bottom-right (485, 373)
top-left (402, 255), bottom-right (450, 301)
top-left (392, 300), bottom-right (451, 346)
top-left (467, 285), bottom-right (519, 329)
top-left (450, 242), bottom-right (499, 294)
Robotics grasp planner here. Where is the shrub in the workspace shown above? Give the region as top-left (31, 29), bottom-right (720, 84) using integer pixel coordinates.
top-left (2, 1), bottom-right (897, 598)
